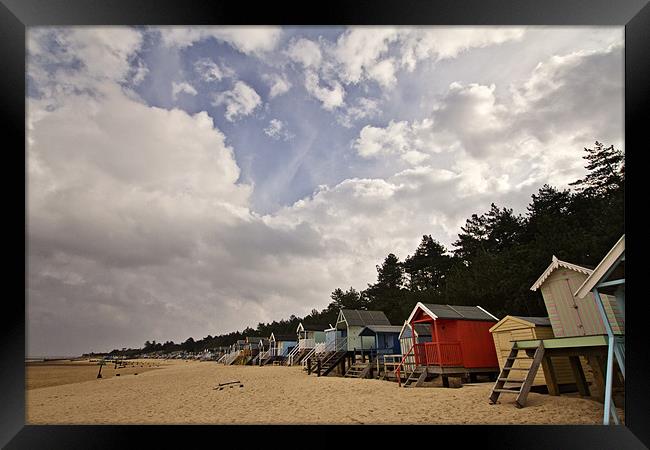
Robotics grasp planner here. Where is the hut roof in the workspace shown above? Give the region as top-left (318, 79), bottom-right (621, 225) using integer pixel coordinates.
top-left (270, 333), bottom-right (297, 342)
top-left (489, 315), bottom-right (551, 332)
top-left (530, 256), bottom-right (593, 291)
top-left (338, 309), bottom-right (392, 327)
top-left (575, 235), bottom-right (625, 299)
top-left (296, 322), bottom-right (329, 332)
top-left (358, 325), bottom-right (403, 336)
top-left (406, 302), bottom-right (498, 324)
top-left (399, 323), bottom-right (432, 339)
top-left (513, 316), bottom-right (551, 326)
top-left (245, 336), bottom-right (263, 344)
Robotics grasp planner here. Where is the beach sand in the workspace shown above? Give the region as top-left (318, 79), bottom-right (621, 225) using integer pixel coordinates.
top-left (26, 359), bottom-right (165, 390)
top-left (26, 359), bottom-right (615, 424)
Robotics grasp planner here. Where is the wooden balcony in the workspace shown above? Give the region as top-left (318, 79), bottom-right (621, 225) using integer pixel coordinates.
top-left (414, 342), bottom-right (463, 367)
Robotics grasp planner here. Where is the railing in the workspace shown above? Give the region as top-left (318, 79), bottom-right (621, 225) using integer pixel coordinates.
top-left (301, 341), bottom-right (332, 368)
top-left (299, 338), bottom-right (316, 349)
top-left (222, 351), bottom-right (241, 365)
top-left (395, 346), bottom-right (417, 387)
top-left (414, 341), bottom-right (463, 367)
top-left (287, 344), bottom-right (302, 366)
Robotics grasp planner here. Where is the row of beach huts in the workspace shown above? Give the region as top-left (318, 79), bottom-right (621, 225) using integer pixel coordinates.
top-left (215, 236), bottom-right (625, 424)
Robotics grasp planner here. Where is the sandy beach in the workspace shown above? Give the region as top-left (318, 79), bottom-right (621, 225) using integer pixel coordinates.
top-left (26, 359), bottom-right (614, 424)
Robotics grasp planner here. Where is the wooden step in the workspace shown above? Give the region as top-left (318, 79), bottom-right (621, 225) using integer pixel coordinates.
top-left (502, 367), bottom-right (529, 371)
top-left (507, 356), bottom-right (532, 360)
top-left (493, 388), bottom-right (521, 394)
top-left (498, 378), bottom-right (525, 383)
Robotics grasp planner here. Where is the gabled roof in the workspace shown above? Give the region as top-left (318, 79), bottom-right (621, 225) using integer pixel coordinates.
top-left (530, 256), bottom-right (593, 291)
top-left (358, 325), bottom-right (403, 336)
top-left (399, 322), bottom-right (433, 339)
top-left (406, 302), bottom-right (498, 325)
top-left (489, 315), bottom-right (551, 332)
top-left (245, 336), bottom-right (263, 344)
top-left (269, 332), bottom-right (297, 342)
top-left (338, 309), bottom-right (392, 327)
top-left (296, 322), bottom-right (329, 333)
top-left (575, 235), bottom-right (625, 299)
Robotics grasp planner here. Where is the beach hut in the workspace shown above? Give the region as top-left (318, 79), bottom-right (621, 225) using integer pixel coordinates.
top-left (575, 235), bottom-right (625, 425)
top-left (334, 309), bottom-right (393, 352)
top-left (357, 325), bottom-right (402, 356)
top-left (398, 303), bottom-right (500, 386)
top-left (530, 256), bottom-right (624, 337)
top-left (296, 322), bottom-right (328, 348)
top-left (489, 315), bottom-right (584, 390)
top-left (269, 333), bottom-right (298, 358)
top-left (488, 254), bottom-right (623, 408)
top-left (288, 323), bottom-right (328, 365)
top-left (397, 322), bottom-right (432, 370)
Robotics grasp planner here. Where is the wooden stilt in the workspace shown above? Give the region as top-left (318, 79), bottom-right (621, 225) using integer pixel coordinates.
top-left (541, 355), bottom-right (560, 396)
top-left (569, 356), bottom-right (590, 397)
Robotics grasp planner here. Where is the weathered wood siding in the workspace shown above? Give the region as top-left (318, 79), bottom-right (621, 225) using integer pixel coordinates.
top-left (490, 317), bottom-right (593, 386)
top-left (540, 269), bottom-right (623, 337)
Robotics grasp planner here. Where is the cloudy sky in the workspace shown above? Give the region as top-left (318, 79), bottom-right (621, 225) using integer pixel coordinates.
top-left (26, 26), bottom-right (623, 356)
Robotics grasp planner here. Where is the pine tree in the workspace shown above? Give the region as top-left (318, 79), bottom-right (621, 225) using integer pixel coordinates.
top-left (569, 141), bottom-right (624, 196)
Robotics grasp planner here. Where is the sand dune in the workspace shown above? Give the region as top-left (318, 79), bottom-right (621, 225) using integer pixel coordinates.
top-left (26, 359), bottom-right (613, 424)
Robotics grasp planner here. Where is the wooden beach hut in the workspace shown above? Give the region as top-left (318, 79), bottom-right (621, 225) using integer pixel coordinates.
top-left (397, 303), bottom-right (500, 387)
top-left (575, 235), bottom-right (625, 425)
top-left (530, 256), bottom-right (624, 337)
top-left (488, 254), bottom-right (623, 408)
top-left (259, 333), bottom-right (297, 365)
top-left (288, 322), bottom-right (328, 365)
top-left (489, 316), bottom-right (581, 391)
top-left (304, 310), bottom-right (393, 377)
top-left (335, 309), bottom-right (393, 352)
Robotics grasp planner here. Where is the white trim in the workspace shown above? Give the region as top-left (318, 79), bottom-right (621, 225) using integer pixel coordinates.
top-left (476, 305), bottom-right (499, 321)
top-left (575, 235), bottom-right (625, 299)
top-left (405, 302), bottom-right (439, 326)
top-left (296, 322), bottom-right (304, 333)
top-left (530, 256), bottom-right (593, 291)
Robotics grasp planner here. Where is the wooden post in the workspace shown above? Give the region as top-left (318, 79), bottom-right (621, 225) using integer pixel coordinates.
top-left (541, 355), bottom-right (560, 396)
top-left (307, 358), bottom-right (312, 375)
top-left (317, 359), bottom-right (321, 377)
top-left (442, 375), bottom-right (449, 388)
top-left (97, 361), bottom-right (104, 379)
top-left (410, 323), bottom-right (417, 366)
top-left (433, 319), bottom-right (442, 366)
top-left (569, 356), bottom-right (590, 397)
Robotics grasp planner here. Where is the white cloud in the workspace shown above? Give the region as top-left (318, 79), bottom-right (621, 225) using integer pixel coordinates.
top-left (304, 70), bottom-right (345, 110)
top-left (336, 97), bottom-right (381, 128)
top-left (212, 81), bottom-right (262, 121)
top-left (194, 58), bottom-right (234, 82)
top-left (286, 38), bottom-right (323, 69)
top-left (159, 26), bottom-right (282, 55)
top-left (263, 73), bottom-right (292, 98)
top-left (171, 81), bottom-right (198, 99)
top-left (264, 119), bottom-right (295, 141)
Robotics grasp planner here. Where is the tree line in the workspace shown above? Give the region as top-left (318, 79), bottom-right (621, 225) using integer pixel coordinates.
top-left (107, 142), bottom-right (624, 356)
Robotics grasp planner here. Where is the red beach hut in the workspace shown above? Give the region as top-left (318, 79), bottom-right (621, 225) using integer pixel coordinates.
top-left (398, 303), bottom-right (500, 386)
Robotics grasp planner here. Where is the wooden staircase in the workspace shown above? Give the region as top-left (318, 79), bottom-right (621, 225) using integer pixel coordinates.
top-left (489, 341), bottom-right (545, 408)
top-left (402, 366), bottom-right (428, 387)
top-left (344, 360), bottom-right (373, 379)
top-left (316, 350), bottom-right (348, 376)
top-left (288, 348), bottom-right (312, 366)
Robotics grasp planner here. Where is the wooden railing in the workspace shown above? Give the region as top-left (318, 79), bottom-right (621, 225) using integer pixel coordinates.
top-left (414, 341), bottom-right (463, 366)
top-left (395, 346), bottom-right (416, 387)
top-left (299, 338), bottom-right (316, 349)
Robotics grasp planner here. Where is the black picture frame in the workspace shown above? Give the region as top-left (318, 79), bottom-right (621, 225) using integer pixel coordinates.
top-left (2, 0), bottom-right (647, 448)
